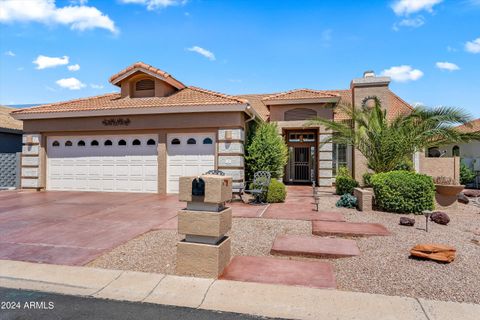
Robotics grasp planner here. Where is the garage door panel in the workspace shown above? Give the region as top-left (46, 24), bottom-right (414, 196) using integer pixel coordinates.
top-left (47, 135), bottom-right (158, 193)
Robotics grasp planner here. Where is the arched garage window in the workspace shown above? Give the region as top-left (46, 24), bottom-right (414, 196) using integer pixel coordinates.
top-left (203, 137), bottom-right (213, 145)
top-left (65, 141), bottom-right (73, 147)
top-left (187, 138), bottom-right (196, 145)
top-left (104, 140), bottom-right (113, 146)
top-left (132, 139), bottom-right (141, 146)
top-left (78, 140), bottom-right (86, 147)
top-left (118, 139), bottom-right (127, 146)
top-left (52, 141), bottom-right (60, 147)
top-left (171, 138), bottom-right (180, 145)
top-left (452, 146), bottom-right (460, 157)
top-left (91, 140), bottom-right (99, 146)
top-left (147, 139), bottom-right (156, 145)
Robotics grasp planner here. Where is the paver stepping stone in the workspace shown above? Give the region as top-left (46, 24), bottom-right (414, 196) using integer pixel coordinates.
top-left (263, 204), bottom-right (345, 222)
top-left (271, 235), bottom-right (360, 258)
top-left (220, 256), bottom-right (336, 289)
top-left (312, 221), bottom-right (391, 237)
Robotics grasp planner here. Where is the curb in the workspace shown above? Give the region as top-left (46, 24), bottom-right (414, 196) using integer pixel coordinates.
top-left (1, 260), bottom-right (479, 320)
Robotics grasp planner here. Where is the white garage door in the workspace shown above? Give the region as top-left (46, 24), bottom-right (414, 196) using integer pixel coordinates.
top-left (47, 135), bottom-right (158, 193)
top-left (167, 133), bottom-right (215, 193)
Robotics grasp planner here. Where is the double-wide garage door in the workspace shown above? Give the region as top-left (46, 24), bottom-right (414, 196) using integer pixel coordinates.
top-left (47, 135), bottom-right (158, 193)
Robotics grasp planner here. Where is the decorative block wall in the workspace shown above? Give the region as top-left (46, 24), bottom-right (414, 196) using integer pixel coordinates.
top-left (0, 153), bottom-right (20, 188)
top-left (217, 128), bottom-right (245, 192)
top-left (21, 133), bottom-right (43, 189)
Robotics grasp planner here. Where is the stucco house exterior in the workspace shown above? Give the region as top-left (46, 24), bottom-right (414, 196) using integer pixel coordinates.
top-left (11, 62), bottom-right (412, 194)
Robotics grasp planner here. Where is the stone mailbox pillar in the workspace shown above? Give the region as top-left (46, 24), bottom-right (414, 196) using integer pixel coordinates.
top-left (176, 174), bottom-right (233, 278)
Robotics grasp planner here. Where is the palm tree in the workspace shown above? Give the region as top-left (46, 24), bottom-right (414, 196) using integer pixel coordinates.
top-left (309, 99), bottom-right (480, 173)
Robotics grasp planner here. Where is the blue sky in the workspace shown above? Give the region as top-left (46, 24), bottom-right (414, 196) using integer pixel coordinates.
top-left (0, 0), bottom-right (479, 117)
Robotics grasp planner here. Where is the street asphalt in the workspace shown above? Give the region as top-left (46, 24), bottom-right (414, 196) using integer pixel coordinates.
top-left (0, 287), bottom-right (276, 320)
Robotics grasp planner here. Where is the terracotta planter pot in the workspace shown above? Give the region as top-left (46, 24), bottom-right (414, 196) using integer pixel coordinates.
top-left (435, 184), bottom-right (465, 196)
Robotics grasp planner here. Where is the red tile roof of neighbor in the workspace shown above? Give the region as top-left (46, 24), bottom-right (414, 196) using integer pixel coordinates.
top-left (456, 119), bottom-right (480, 133)
top-left (12, 87), bottom-right (248, 115)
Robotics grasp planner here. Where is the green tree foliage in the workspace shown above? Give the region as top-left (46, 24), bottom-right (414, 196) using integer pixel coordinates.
top-left (309, 99), bottom-right (480, 173)
top-left (245, 122), bottom-right (288, 179)
top-left (460, 163), bottom-right (476, 185)
top-left (335, 166), bottom-right (359, 195)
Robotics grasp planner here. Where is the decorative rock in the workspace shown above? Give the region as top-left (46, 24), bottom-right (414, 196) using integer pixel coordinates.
top-left (410, 244), bottom-right (456, 263)
top-left (430, 212), bottom-right (450, 225)
top-left (457, 193), bottom-right (470, 204)
top-left (399, 217), bottom-right (415, 226)
top-left (463, 189), bottom-right (480, 198)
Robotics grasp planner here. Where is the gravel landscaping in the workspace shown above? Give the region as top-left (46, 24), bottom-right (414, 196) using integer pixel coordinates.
top-left (88, 189), bottom-right (480, 304)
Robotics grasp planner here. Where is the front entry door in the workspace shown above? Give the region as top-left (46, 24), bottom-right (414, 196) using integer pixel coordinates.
top-left (286, 131), bottom-right (317, 183)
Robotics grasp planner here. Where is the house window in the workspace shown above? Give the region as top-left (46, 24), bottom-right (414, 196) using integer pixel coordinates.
top-left (203, 137), bottom-right (213, 145)
top-left (147, 139), bottom-right (156, 145)
top-left (104, 140), bottom-right (113, 146)
top-left (119, 139), bottom-right (127, 146)
top-left (428, 147), bottom-right (441, 157)
top-left (135, 79), bottom-right (154, 91)
top-left (187, 138), bottom-right (196, 145)
top-left (284, 108), bottom-right (317, 121)
top-left (333, 143), bottom-right (347, 176)
top-left (52, 141), bottom-right (60, 147)
top-left (78, 140), bottom-right (86, 147)
top-left (65, 140), bottom-right (73, 147)
top-left (171, 138), bottom-right (180, 145)
top-left (91, 140), bottom-right (99, 146)
top-left (132, 139), bottom-right (141, 146)
top-left (288, 133), bottom-right (315, 143)
top-left (452, 146), bottom-right (460, 157)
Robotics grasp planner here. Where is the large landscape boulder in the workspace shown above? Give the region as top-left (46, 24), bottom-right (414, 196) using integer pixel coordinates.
top-left (410, 244), bottom-right (456, 263)
top-left (430, 212), bottom-right (450, 225)
top-left (457, 193), bottom-right (470, 204)
top-left (399, 217), bottom-right (415, 226)
top-left (463, 189), bottom-right (480, 198)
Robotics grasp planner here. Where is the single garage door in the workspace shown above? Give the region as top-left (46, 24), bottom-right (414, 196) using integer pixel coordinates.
top-left (167, 133), bottom-right (215, 193)
top-left (47, 135), bottom-right (158, 193)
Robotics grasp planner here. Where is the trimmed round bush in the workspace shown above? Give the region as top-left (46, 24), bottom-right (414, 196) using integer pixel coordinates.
top-left (266, 179), bottom-right (287, 203)
top-left (336, 194), bottom-right (357, 209)
top-left (335, 167), bottom-right (359, 195)
top-left (371, 170), bottom-right (435, 214)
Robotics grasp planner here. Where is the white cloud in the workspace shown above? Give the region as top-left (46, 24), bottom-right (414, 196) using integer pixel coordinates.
top-left (381, 65), bottom-right (424, 82)
top-left (5, 50), bottom-right (15, 56)
top-left (465, 37), bottom-right (480, 54)
top-left (187, 46), bottom-right (215, 61)
top-left (393, 16), bottom-right (425, 30)
top-left (0, 0), bottom-right (117, 33)
top-left (56, 77), bottom-right (86, 90)
top-left (436, 61), bottom-right (460, 71)
top-left (120, 0), bottom-right (187, 11)
top-left (67, 64), bottom-right (80, 71)
top-left (392, 0), bottom-right (443, 16)
top-left (33, 55), bottom-right (69, 69)
top-left (90, 83), bottom-right (104, 89)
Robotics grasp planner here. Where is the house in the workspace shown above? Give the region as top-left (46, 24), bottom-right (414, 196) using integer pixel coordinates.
top-left (0, 105), bottom-right (23, 153)
top-left (11, 63), bottom-right (412, 194)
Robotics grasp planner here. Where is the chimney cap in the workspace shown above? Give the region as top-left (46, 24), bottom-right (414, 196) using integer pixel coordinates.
top-left (363, 70), bottom-right (376, 78)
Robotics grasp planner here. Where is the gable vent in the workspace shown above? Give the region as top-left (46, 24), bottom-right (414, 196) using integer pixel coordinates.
top-left (285, 108), bottom-right (317, 121)
top-left (136, 79), bottom-right (155, 91)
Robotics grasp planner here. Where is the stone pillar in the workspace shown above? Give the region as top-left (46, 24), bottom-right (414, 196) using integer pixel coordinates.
top-left (21, 133), bottom-right (43, 190)
top-left (176, 175), bottom-right (232, 278)
top-left (217, 128), bottom-right (245, 193)
top-left (318, 130), bottom-right (333, 187)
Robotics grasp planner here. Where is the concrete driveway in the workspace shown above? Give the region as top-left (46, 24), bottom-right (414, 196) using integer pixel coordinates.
top-left (0, 190), bottom-right (182, 266)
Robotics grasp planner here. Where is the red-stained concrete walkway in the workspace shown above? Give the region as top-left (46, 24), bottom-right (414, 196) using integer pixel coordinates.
top-left (271, 235), bottom-right (360, 258)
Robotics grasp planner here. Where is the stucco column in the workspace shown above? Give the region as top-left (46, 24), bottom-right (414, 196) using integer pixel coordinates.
top-left (217, 128), bottom-right (245, 192)
top-left (21, 133), bottom-right (44, 190)
top-left (318, 129), bottom-right (333, 187)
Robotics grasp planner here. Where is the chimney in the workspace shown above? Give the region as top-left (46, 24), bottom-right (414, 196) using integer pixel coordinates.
top-left (350, 70), bottom-right (391, 109)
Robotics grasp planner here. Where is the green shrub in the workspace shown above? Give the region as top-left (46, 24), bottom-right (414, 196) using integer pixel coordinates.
top-left (393, 158), bottom-right (414, 171)
top-left (245, 123), bottom-right (288, 180)
top-left (460, 163), bottom-right (476, 185)
top-left (335, 166), bottom-right (359, 195)
top-left (363, 172), bottom-right (373, 187)
top-left (336, 194), bottom-right (357, 209)
top-left (371, 171), bottom-right (435, 214)
top-left (266, 179), bottom-right (287, 203)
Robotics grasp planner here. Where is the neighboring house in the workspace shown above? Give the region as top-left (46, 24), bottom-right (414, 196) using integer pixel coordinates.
top-left (11, 63), bottom-right (412, 194)
top-left (0, 105), bottom-right (23, 152)
top-left (440, 119), bottom-right (480, 171)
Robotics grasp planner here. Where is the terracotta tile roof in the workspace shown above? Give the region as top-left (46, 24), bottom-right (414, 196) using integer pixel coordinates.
top-left (109, 62), bottom-right (186, 89)
top-left (12, 87), bottom-right (247, 115)
top-left (262, 89), bottom-right (339, 101)
top-left (0, 106), bottom-right (23, 131)
top-left (456, 119), bottom-right (480, 133)
top-left (235, 94), bottom-right (272, 121)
